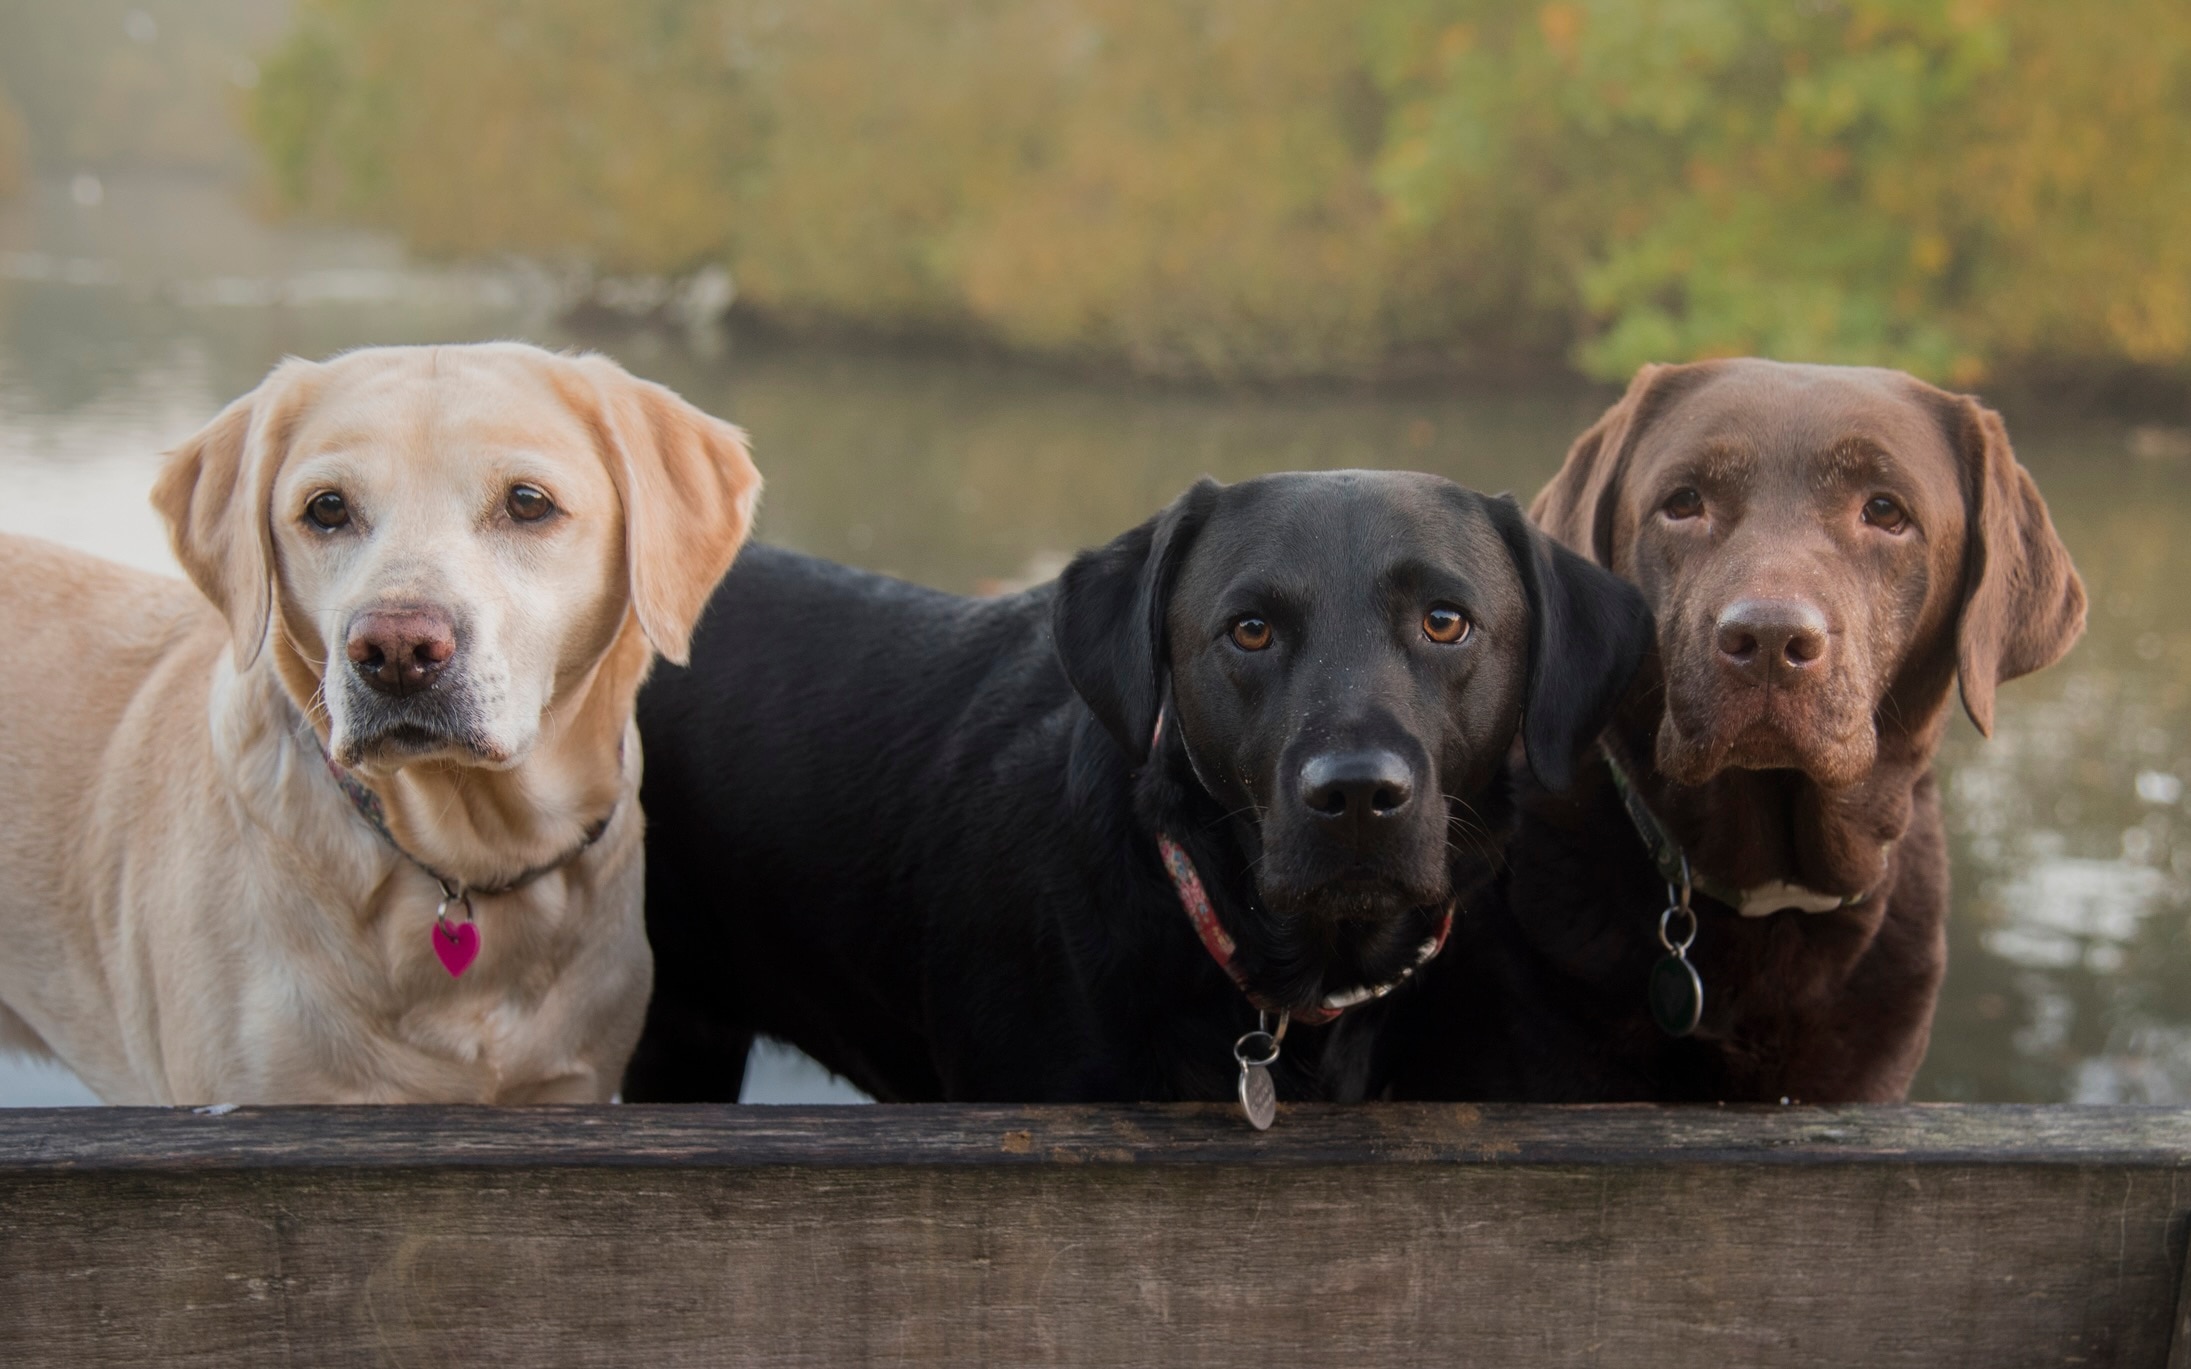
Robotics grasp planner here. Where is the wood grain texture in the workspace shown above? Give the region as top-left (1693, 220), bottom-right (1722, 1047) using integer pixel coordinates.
top-left (1, 1104), bottom-right (2187, 1368)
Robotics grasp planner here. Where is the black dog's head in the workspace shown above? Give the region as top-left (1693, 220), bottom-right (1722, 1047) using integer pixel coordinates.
top-left (1055, 470), bottom-right (1651, 1008)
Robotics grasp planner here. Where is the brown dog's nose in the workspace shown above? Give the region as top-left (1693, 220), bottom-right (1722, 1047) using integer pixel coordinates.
top-left (346, 608), bottom-right (457, 697)
top-left (1716, 598), bottom-right (1829, 679)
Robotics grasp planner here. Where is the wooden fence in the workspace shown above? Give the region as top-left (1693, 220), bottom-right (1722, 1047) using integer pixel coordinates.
top-left (1, 1103), bottom-right (2187, 1367)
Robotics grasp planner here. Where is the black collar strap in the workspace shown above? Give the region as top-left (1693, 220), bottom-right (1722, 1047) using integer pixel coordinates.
top-left (1599, 743), bottom-right (1868, 918)
top-left (306, 722), bottom-right (614, 900)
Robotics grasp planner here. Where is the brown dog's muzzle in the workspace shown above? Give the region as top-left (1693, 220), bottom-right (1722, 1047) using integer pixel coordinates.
top-left (1660, 557), bottom-right (1880, 790)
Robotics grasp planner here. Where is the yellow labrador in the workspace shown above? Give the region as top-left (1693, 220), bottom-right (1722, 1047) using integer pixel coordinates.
top-left (0, 342), bottom-right (759, 1104)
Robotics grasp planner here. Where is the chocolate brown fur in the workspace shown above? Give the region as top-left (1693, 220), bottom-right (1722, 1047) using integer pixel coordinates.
top-left (1386, 359), bottom-right (2084, 1102)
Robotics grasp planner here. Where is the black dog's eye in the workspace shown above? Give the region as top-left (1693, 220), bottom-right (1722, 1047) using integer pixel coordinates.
top-left (1423, 606), bottom-right (1470, 644)
top-left (1861, 495), bottom-right (1910, 534)
top-left (305, 491), bottom-right (350, 531)
top-left (1662, 487), bottom-right (1704, 520)
top-left (506, 484), bottom-right (555, 522)
top-left (1229, 617), bottom-right (1274, 652)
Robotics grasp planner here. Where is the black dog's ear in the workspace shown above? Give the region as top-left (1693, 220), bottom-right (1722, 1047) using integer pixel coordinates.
top-left (1054, 478), bottom-right (1223, 761)
top-left (1485, 494), bottom-right (1654, 791)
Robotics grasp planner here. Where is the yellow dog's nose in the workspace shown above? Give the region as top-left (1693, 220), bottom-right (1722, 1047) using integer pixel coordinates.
top-left (346, 607), bottom-right (456, 697)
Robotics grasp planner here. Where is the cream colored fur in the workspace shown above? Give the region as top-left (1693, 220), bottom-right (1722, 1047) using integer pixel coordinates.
top-left (0, 342), bottom-right (759, 1104)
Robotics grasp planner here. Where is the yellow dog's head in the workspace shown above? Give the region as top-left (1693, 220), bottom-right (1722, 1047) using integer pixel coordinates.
top-left (152, 342), bottom-right (760, 772)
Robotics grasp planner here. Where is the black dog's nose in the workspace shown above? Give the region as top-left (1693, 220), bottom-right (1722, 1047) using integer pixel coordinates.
top-left (1300, 750), bottom-right (1415, 825)
top-left (1716, 597), bottom-right (1830, 679)
top-left (347, 608), bottom-right (456, 697)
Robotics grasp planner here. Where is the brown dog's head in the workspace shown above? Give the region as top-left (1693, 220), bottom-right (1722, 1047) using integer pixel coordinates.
top-left (151, 343), bottom-right (761, 773)
top-left (1535, 359), bottom-right (2084, 792)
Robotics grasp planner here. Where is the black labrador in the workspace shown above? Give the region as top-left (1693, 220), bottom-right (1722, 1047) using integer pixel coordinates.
top-left (622, 470), bottom-right (1649, 1105)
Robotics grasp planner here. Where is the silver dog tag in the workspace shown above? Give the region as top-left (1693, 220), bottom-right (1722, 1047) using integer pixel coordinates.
top-left (1233, 1020), bottom-right (1283, 1130)
top-left (1238, 1061), bottom-right (1277, 1130)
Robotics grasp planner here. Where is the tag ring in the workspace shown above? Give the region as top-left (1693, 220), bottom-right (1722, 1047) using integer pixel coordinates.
top-left (434, 879), bottom-right (474, 930)
top-left (1233, 1031), bottom-right (1280, 1069)
top-left (1234, 1008), bottom-right (1290, 1068)
top-left (1658, 853), bottom-right (1697, 953)
top-left (1658, 903), bottom-right (1697, 954)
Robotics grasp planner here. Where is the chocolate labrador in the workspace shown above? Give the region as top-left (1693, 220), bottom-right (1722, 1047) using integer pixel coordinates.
top-left (623, 471), bottom-right (1649, 1107)
top-left (1386, 359), bottom-right (2085, 1102)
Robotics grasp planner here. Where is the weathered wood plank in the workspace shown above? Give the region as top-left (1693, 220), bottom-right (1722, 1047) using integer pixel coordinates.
top-left (2171, 1218), bottom-right (2191, 1369)
top-left (1, 1102), bottom-right (2188, 1170)
top-left (0, 1105), bottom-right (2185, 1368)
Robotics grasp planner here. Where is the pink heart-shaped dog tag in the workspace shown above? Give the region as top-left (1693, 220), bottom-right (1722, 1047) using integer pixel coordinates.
top-left (433, 920), bottom-right (480, 978)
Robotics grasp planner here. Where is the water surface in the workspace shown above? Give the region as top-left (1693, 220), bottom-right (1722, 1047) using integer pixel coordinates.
top-left (3, 175), bottom-right (2185, 1104)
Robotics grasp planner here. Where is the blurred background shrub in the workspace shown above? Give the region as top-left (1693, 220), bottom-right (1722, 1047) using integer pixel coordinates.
top-left (0, 0), bottom-right (2170, 385)
top-left (0, 1), bottom-right (287, 178)
top-left (1370, 0), bottom-right (2191, 384)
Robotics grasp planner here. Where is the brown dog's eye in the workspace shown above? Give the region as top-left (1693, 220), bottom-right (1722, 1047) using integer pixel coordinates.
top-left (1230, 617), bottom-right (1274, 652)
top-left (1423, 606), bottom-right (1470, 644)
top-left (506, 484), bottom-right (555, 522)
top-left (1861, 495), bottom-right (1909, 534)
top-left (1662, 487), bottom-right (1704, 520)
top-left (305, 491), bottom-right (350, 530)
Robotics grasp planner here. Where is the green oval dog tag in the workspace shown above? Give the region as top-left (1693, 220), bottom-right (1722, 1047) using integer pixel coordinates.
top-left (1649, 953), bottom-right (1704, 1037)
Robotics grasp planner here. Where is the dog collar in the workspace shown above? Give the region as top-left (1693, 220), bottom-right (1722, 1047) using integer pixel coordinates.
top-left (1155, 833), bottom-right (1455, 1027)
top-left (320, 751), bottom-right (614, 898)
top-left (303, 720), bottom-right (614, 978)
top-left (1599, 743), bottom-right (1865, 918)
top-left (1147, 703), bottom-right (1453, 1127)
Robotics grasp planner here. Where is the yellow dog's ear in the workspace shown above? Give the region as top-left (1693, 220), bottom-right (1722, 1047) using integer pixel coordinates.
top-left (149, 358), bottom-right (320, 670)
top-left (574, 355), bottom-right (762, 665)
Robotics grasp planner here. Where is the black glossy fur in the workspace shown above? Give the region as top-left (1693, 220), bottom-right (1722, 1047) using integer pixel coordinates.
top-left (624, 471), bottom-right (1648, 1104)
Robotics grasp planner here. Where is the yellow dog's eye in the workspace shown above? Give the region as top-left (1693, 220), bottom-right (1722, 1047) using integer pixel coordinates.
top-left (1423, 606), bottom-right (1470, 644)
top-left (305, 491), bottom-right (350, 530)
top-left (1230, 617), bottom-right (1273, 652)
top-left (506, 485), bottom-right (555, 522)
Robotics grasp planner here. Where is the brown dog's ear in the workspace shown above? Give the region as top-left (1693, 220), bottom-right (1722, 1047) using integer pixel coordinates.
top-left (1532, 362), bottom-right (1708, 567)
top-left (576, 356), bottom-right (763, 665)
top-left (1947, 396), bottom-right (2086, 736)
top-left (149, 358), bottom-right (319, 670)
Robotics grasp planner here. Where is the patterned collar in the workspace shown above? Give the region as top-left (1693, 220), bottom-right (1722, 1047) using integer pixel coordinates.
top-left (1155, 833), bottom-right (1453, 1026)
top-left (1148, 705), bottom-right (1453, 1026)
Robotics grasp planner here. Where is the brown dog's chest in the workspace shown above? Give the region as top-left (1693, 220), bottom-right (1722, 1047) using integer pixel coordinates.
top-left (1488, 769), bottom-right (1950, 1101)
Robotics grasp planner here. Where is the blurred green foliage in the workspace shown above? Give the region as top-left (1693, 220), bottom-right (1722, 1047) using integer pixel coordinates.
top-left (252, 0), bottom-right (2191, 383)
top-left (1372, 0), bottom-right (2191, 383)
